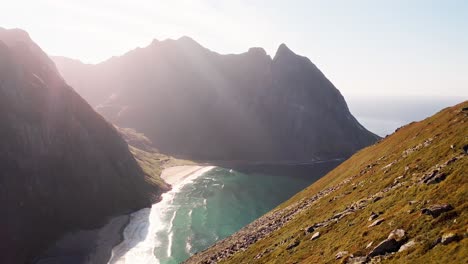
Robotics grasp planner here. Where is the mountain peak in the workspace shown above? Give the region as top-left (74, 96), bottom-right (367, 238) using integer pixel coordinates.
top-left (0, 27), bottom-right (33, 46)
top-left (247, 47), bottom-right (267, 56)
top-left (274, 43), bottom-right (296, 60)
top-left (177, 36), bottom-right (198, 45)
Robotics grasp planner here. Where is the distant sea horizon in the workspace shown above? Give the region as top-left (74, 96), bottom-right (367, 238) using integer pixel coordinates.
top-left (346, 95), bottom-right (466, 136)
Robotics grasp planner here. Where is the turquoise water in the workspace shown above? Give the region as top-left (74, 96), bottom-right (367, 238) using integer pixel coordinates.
top-left (151, 163), bottom-right (338, 264)
top-left (33, 163), bottom-right (339, 264)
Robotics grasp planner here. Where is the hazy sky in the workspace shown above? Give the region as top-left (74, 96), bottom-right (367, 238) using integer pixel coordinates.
top-left (1, 0), bottom-right (467, 98)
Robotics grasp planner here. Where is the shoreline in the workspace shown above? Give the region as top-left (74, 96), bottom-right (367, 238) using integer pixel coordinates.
top-left (35, 162), bottom-right (334, 264)
top-left (161, 165), bottom-right (210, 186)
top-left (107, 165), bottom-right (215, 264)
top-left (33, 165), bottom-right (213, 264)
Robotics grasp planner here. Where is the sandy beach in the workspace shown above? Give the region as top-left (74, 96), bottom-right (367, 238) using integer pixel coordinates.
top-left (161, 165), bottom-right (208, 186)
top-left (108, 165), bottom-right (215, 263)
top-left (34, 165), bottom-right (214, 264)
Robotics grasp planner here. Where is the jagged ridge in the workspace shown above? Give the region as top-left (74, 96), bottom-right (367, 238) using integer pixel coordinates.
top-left (52, 38), bottom-right (379, 162)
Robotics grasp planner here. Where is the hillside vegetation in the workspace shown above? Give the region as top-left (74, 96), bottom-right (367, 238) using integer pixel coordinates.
top-left (116, 126), bottom-right (195, 190)
top-left (186, 101), bottom-right (467, 264)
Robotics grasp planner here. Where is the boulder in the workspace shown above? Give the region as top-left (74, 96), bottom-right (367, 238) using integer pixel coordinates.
top-left (398, 239), bottom-right (417, 252)
top-left (421, 170), bottom-right (447, 184)
top-left (441, 233), bottom-right (460, 245)
top-left (421, 204), bottom-right (454, 217)
top-left (368, 212), bottom-right (379, 221)
top-left (286, 240), bottom-right (300, 250)
top-left (346, 256), bottom-right (368, 264)
top-left (368, 218), bottom-right (385, 227)
top-left (335, 251), bottom-right (349, 260)
top-left (310, 232), bottom-right (320, 240)
top-left (368, 229), bottom-right (406, 257)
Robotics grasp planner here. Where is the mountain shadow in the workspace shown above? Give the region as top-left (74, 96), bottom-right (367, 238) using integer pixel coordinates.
top-left (53, 38), bottom-right (380, 162)
top-left (0, 27), bottom-right (162, 263)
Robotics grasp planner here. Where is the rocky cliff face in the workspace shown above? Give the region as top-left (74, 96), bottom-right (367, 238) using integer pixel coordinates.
top-left (0, 28), bottom-right (162, 263)
top-left (185, 101), bottom-right (468, 264)
top-left (53, 38), bottom-right (379, 162)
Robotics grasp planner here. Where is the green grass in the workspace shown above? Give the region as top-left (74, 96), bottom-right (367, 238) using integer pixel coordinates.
top-left (189, 101), bottom-right (467, 264)
top-left (117, 126), bottom-right (196, 191)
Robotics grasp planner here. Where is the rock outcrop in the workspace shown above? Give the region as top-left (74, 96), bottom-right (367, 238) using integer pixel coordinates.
top-left (421, 204), bottom-right (454, 218)
top-left (368, 229), bottom-right (406, 257)
top-left (0, 28), bottom-right (162, 263)
top-left (53, 38), bottom-right (379, 162)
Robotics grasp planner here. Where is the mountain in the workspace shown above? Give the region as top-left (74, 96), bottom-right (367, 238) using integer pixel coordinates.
top-left (0, 28), bottom-right (165, 263)
top-left (186, 101), bottom-right (468, 263)
top-left (52, 38), bottom-right (379, 162)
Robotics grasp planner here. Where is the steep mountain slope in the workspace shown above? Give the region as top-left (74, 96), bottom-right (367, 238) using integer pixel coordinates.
top-left (186, 101), bottom-right (467, 263)
top-left (0, 28), bottom-right (164, 263)
top-left (116, 126), bottom-right (195, 189)
top-left (53, 38), bottom-right (379, 162)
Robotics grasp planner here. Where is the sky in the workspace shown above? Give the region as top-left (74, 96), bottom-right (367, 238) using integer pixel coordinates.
top-left (1, 0), bottom-right (467, 101)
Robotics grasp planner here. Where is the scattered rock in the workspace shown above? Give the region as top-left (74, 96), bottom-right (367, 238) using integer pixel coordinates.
top-left (335, 251), bottom-right (348, 259)
top-left (421, 170), bottom-right (447, 184)
top-left (429, 237), bottom-right (442, 249)
top-left (368, 212), bottom-right (379, 221)
top-left (421, 204), bottom-right (454, 218)
top-left (373, 196), bottom-right (382, 202)
top-left (368, 229), bottom-right (406, 257)
top-left (346, 256), bottom-right (368, 264)
top-left (394, 175), bottom-right (404, 183)
top-left (368, 218), bottom-right (385, 227)
top-left (387, 229), bottom-right (406, 241)
top-left (382, 161), bottom-right (396, 170)
top-left (310, 232), bottom-right (320, 240)
top-left (366, 241), bottom-right (374, 249)
top-left (445, 156), bottom-right (458, 166)
top-left (441, 233), bottom-right (460, 245)
top-left (398, 239), bottom-right (417, 252)
top-left (286, 240), bottom-right (300, 250)
top-left (305, 225), bottom-right (315, 233)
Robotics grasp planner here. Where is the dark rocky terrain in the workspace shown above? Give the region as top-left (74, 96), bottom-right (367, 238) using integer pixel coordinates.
top-left (53, 38), bottom-right (379, 162)
top-left (186, 101), bottom-right (467, 263)
top-left (0, 28), bottom-right (163, 263)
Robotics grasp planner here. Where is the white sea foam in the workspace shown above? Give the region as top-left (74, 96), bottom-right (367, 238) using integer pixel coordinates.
top-left (108, 166), bottom-right (215, 264)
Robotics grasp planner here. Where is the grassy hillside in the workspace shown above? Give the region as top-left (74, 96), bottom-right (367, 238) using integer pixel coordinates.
top-left (117, 126), bottom-right (196, 191)
top-left (186, 101), bottom-right (467, 264)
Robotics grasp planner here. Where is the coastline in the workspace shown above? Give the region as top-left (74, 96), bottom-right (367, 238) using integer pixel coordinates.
top-left (161, 165), bottom-right (208, 186)
top-left (107, 165), bottom-right (215, 263)
top-left (33, 165), bottom-right (213, 264)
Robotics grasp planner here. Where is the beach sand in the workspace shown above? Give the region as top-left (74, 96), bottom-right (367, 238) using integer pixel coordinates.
top-left (34, 165), bottom-right (212, 264)
top-left (161, 165), bottom-right (207, 186)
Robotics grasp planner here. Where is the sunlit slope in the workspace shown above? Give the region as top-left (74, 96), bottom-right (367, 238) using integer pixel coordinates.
top-left (186, 101), bottom-right (467, 264)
